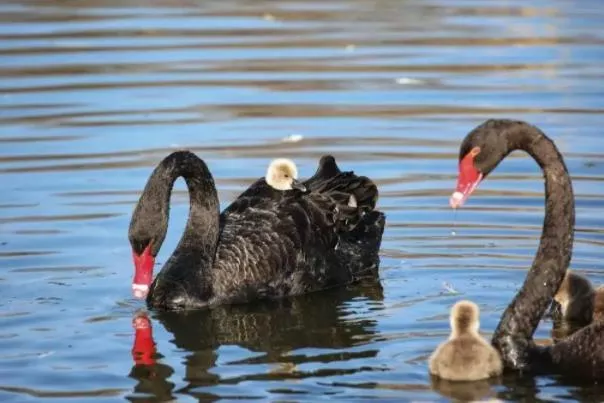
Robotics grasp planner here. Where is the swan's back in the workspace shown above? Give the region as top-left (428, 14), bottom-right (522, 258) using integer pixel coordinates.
top-left (546, 320), bottom-right (604, 379)
top-left (221, 154), bottom-right (356, 213)
top-left (221, 155), bottom-right (341, 211)
top-left (212, 192), bottom-right (378, 304)
top-left (208, 155), bottom-right (384, 305)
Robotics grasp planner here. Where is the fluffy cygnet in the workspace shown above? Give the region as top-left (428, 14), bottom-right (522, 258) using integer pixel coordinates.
top-left (552, 270), bottom-right (604, 324)
top-left (265, 158), bottom-right (307, 192)
top-left (429, 300), bottom-right (502, 381)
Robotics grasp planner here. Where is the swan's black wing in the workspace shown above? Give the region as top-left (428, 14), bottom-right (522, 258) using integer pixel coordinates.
top-left (302, 156), bottom-right (384, 280)
top-left (222, 178), bottom-right (286, 207)
top-left (209, 181), bottom-right (384, 305)
top-left (210, 194), bottom-right (341, 304)
top-left (310, 171), bottom-right (384, 278)
top-left (221, 154), bottom-right (383, 262)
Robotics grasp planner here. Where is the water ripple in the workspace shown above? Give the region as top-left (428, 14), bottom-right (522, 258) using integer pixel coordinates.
top-left (0, 0), bottom-right (603, 401)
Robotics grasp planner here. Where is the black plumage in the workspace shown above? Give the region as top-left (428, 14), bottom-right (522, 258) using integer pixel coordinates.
top-left (128, 151), bottom-right (385, 311)
top-left (221, 154), bottom-right (351, 210)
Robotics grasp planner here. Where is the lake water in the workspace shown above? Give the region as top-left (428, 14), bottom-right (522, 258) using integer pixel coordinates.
top-left (1, 0), bottom-right (604, 401)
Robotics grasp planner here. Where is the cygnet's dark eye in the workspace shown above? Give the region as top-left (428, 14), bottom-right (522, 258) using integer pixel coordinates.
top-left (284, 174), bottom-right (289, 178)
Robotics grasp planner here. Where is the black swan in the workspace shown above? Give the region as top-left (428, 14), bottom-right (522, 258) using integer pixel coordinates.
top-left (549, 271), bottom-right (604, 325)
top-left (450, 118), bottom-right (604, 380)
top-left (128, 151), bottom-right (385, 310)
top-left (429, 300), bottom-right (502, 381)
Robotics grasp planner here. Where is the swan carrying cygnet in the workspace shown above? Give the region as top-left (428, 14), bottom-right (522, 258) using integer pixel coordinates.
top-left (450, 119), bottom-right (604, 379)
top-left (265, 158), bottom-right (307, 191)
top-left (128, 152), bottom-right (385, 310)
top-left (429, 300), bottom-right (503, 381)
top-left (550, 270), bottom-right (604, 325)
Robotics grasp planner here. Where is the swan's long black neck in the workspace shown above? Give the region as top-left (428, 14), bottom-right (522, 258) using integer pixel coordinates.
top-left (492, 124), bottom-right (575, 370)
top-left (135, 151), bottom-right (220, 299)
top-left (174, 163), bottom-right (221, 278)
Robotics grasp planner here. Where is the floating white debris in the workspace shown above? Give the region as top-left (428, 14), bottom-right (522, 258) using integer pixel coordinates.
top-left (281, 134), bottom-right (303, 143)
top-left (442, 282), bottom-right (458, 294)
top-left (263, 13), bottom-right (276, 21)
top-left (345, 44), bottom-right (356, 52)
top-left (38, 351), bottom-right (55, 359)
top-left (395, 77), bottom-right (423, 85)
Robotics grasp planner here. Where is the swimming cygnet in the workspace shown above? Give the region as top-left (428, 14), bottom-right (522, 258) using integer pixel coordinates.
top-left (265, 158), bottom-right (307, 191)
top-left (552, 270), bottom-right (604, 324)
top-left (429, 300), bottom-right (502, 381)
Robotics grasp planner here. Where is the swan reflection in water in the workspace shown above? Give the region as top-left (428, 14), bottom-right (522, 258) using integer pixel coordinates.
top-left (128, 281), bottom-right (384, 401)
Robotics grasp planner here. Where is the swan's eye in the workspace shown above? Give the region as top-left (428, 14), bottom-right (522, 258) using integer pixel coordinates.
top-left (284, 174), bottom-right (289, 178)
top-left (132, 239), bottom-right (151, 255)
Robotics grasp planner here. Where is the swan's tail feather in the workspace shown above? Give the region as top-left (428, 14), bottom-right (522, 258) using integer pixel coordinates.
top-left (305, 155), bottom-right (382, 245)
top-left (308, 174), bottom-right (378, 212)
top-left (304, 155), bottom-right (378, 212)
top-left (301, 155), bottom-right (384, 279)
top-left (305, 155), bottom-right (341, 184)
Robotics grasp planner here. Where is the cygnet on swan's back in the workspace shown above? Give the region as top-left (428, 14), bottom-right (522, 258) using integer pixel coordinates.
top-left (264, 158), bottom-right (306, 191)
top-left (222, 154), bottom-right (376, 224)
top-left (220, 157), bottom-right (308, 209)
top-left (429, 300), bottom-right (502, 381)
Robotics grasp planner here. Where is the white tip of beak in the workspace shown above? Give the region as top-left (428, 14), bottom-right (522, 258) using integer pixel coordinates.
top-left (450, 191), bottom-right (464, 209)
top-left (132, 283), bottom-right (149, 299)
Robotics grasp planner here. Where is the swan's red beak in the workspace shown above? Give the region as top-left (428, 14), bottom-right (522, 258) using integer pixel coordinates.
top-left (450, 149), bottom-right (483, 209)
top-left (132, 313), bottom-right (156, 366)
top-left (132, 245), bottom-right (154, 299)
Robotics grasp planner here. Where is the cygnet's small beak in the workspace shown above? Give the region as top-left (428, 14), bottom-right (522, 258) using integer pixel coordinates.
top-left (291, 179), bottom-right (307, 192)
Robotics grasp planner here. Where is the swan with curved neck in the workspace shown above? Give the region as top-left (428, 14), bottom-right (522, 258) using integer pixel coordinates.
top-left (128, 151), bottom-right (385, 310)
top-left (451, 119), bottom-right (604, 379)
top-left (129, 151), bottom-right (220, 301)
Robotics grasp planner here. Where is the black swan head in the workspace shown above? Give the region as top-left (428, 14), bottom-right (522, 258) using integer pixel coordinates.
top-left (128, 208), bottom-right (169, 298)
top-left (128, 181), bottom-right (169, 299)
top-left (450, 120), bottom-right (515, 208)
top-left (265, 158), bottom-right (306, 192)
